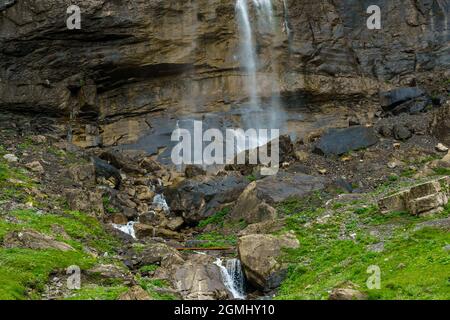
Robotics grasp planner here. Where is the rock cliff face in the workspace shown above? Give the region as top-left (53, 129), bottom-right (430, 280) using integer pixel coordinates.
top-left (1, 0), bottom-right (449, 151)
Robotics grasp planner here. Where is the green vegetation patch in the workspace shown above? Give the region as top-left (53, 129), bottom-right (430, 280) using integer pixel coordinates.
top-left (276, 202), bottom-right (450, 300)
top-left (0, 209), bottom-right (121, 300)
top-left (65, 285), bottom-right (128, 300)
top-left (198, 207), bottom-right (230, 228)
top-left (195, 231), bottom-right (237, 248)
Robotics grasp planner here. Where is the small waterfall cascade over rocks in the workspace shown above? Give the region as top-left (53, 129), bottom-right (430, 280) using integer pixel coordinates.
top-left (215, 258), bottom-right (246, 300)
top-left (235, 0), bottom-right (287, 143)
top-left (112, 221), bottom-right (136, 239)
top-left (153, 193), bottom-right (170, 214)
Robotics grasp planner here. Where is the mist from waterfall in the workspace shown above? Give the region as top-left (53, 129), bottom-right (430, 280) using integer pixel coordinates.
top-left (235, 0), bottom-right (287, 143)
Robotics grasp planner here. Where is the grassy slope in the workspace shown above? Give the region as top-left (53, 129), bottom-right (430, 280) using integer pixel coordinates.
top-left (276, 194), bottom-right (450, 300)
top-left (0, 148), bottom-right (176, 300)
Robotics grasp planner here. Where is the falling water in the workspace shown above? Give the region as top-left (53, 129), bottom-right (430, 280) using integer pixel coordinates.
top-left (236, 0), bottom-right (260, 120)
top-left (282, 0), bottom-right (292, 43)
top-left (235, 0), bottom-right (287, 140)
top-left (153, 194), bottom-right (170, 214)
top-left (112, 221), bottom-right (136, 239)
top-left (215, 258), bottom-right (246, 300)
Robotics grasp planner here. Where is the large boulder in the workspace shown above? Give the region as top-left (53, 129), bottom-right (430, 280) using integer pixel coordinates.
top-left (3, 229), bottom-right (74, 251)
top-left (99, 150), bottom-right (145, 175)
top-left (118, 286), bottom-right (152, 300)
top-left (123, 242), bottom-right (184, 269)
top-left (314, 126), bottom-right (378, 156)
top-left (329, 288), bottom-right (367, 300)
top-left (379, 87), bottom-right (426, 113)
top-left (378, 176), bottom-right (449, 215)
top-left (230, 182), bottom-right (277, 224)
top-left (65, 188), bottom-right (104, 218)
top-left (173, 254), bottom-right (231, 300)
top-left (231, 172), bottom-right (325, 222)
top-left (238, 233), bottom-right (299, 290)
top-left (165, 172), bottom-right (248, 224)
top-left (92, 157), bottom-right (122, 189)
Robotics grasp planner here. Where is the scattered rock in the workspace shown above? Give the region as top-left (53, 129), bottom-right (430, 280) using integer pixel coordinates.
top-left (238, 219), bottom-right (285, 236)
top-left (110, 213), bottom-right (128, 225)
top-left (100, 150), bottom-right (145, 174)
top-left (393, 124), bottom-right (412, 141)
top-left (436, 143), bottom-right (449, 152)
top-left (185, 165), bottom-right (207, 178)
top-left (378, 177), bottom-right (449, 215)
top-left (3, 230), bottom-right (74, 251)
top-left (124, 242), bottom-right (184, 269)
top-left (378, 125), bottom-right (392, 138)
top-left (67, 162), bottom-right (96, 186)
top-left (166, 217), bottom-right (184, 231)
top-left (92, 156), bottom-right (122, 189)
top-left (135, 185), bottom-right (155, 201)
top-left (329, 288), bottom-right (367, 300)
top-left (134, 223), bottom-right (184, 241)
top-left (379, 87), bottom-right (425, 112)
top-left (3, 154), bottom-right (18, 163)
top-left (251, 172), bottom-right (326, 205)
top-left (314, 126), bottom-right (378, 156)
top-left (238, 233), bottom-right (299, 290)
top-left (25, 161), bottom-right (44, 174)
top-left (174, 254), bottom-right (231, 300)
top-left (294, 150), bottom-right (309, 162)
top-left (86, 264), bottom-right (131, 282)
top-left (65, 188), bottom-right (104, 218)
top-left (118, 286), bottom-right (152, 300)
top-left (230, 182), bottom-right (277, 224)
top-left (166, 172), bottom-right (248, 224)
top-left (387, 161), bottom-right (400, 169)
top-left (30, 135), bottom-right (47, 144)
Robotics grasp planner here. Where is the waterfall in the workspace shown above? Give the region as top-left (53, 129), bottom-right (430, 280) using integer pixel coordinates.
top-left (215, 258), bottom-right (246, 300)
top-left (282, 0), bottom-right (292, 46)
top-left (112, 221), bottom-right (136, 239)
top-left (153, 194), bottom-right (170, 214)
top-left (235, 0), bottom-right (287, 142)
top-left (236, 0), bottom-right (260, 119)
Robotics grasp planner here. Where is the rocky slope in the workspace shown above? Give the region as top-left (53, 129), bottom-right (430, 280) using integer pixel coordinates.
top-left (0, 0), bottom-right (449, 300)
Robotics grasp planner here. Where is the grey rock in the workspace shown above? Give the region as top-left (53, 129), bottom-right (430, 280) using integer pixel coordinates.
top-left (314, 126), bottom-right (378, 156)
top-left (393, 125), bottom-right (412, 141)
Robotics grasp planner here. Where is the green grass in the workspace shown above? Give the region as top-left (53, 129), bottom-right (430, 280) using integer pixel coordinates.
top-left (400, 168), bottom-right (417, 178)
top-left (0, 248), bottom-right (96, 300)
top-left (0, 209), bottom-right (119, 253)
top-left (275, 202), bottom-right (450, 300)
top-left (433, 167), bottom-right (450, 176)
top-left (0, 209), bottom-right (121, 299)
top-left (195, 231), bottom-right (237, 247)
top-left (103, 196), bottom-right (119, 214)
top-left (198, 207), bottom-right (230, 228)
top-left (65, 285), bottom-right (128, 300)
top-left (0, 160), bottom-right (34, 201)
top-left (137, 277), bottom-right (177, 300)
top-left (139, 264), bottom-right (159, 274)
top-left (277, 192), bottom-right (327, 216)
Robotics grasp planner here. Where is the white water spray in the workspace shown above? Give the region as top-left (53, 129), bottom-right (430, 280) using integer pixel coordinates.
top-left (215, 258), bottom-right (246, 300)
top-left (112, 221), bottom-right (136, 239)
top-left (153, 194), bottom-right (170, 214)
top-left (235, 0), bottom-right (287, 139)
